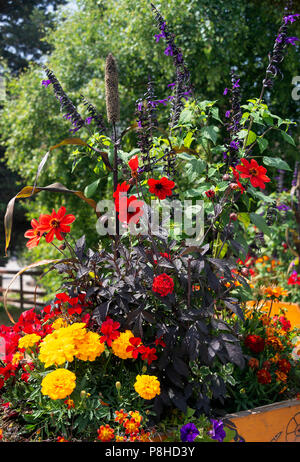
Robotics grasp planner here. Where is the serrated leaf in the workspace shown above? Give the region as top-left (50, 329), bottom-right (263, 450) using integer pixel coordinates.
top-left (281, 130), bottom-right (296, 146)
top-left (257, 137), bottom-right (268, 153)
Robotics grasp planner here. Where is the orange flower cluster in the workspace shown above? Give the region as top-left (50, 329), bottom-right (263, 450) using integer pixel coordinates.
top-left (262, 286), bottom-right (288, 299)
top-left (96, 409), bottom-right (151, 442)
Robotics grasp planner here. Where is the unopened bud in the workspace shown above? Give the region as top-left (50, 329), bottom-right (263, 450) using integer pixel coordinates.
top-left (222, 174), bottom-right (230, 181)
top-left (115, 381), bottom-right (121, 391)
top-left (230, 213), bottom-right (238, 222)
top-left (142, 365), bottom-right (147, 373)
top-left (230, 183), bottom-right (239, 190)
top-left (59, 243), bottom-right (66, 251)
top-left (80, 390), bottom-right (87, 399)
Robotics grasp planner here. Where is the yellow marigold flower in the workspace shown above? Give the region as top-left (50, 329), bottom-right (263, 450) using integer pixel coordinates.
top-left (270, 353), bottom-right (280, 363)
top-left (275, 370), bottom-right (288, 383)
top-left (18, 333), bottom-right (41, 349)
top-left (75, 331), bottom-right (105, 361)
top-left (115, 409), bottom-right (128, 424)
top-left (52, 318), bottom-right (68, 330)
top-left (134, 375), bottom-right (161, 400)
top-left (41, 369), bottom-right (76, 400)
top-left (12, 352), bottom-right (23, 366)
top-left (111, 330), bottom-right (134, 360)
top-left (39, 330), bottom-right (77, 368)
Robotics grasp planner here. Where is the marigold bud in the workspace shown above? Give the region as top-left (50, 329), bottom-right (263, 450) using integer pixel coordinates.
top-left (115, 381), bottom-right (121, 391)
top-left (80, 390), bottom-right (87, 399)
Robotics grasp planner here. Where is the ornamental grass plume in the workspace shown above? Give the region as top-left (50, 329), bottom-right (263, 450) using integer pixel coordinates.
top-left (105, 53), bottom-right (120, 124)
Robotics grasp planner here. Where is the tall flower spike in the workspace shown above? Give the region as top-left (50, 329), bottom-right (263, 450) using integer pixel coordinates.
top-left (224, 71), bottom-right (242, 166)
top-left (80, 95), bottom-right (106, 134)
top-left (151, 3), bottom-right (192, 128)
top-left (262, 1), bottom-right (297, 89)
top-left (43, 66), bottom-right (84, 133)
top-left (105, 53), bottom-right (120, 124)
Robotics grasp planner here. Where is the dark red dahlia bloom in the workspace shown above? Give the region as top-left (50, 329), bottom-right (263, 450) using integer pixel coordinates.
top-left (152, 273), bottom-right (174, 297)
top-left (38, 206), bottom-right (75, 242)
top-left (244, 334), bottom-right (265, 353)
top-left (154, 335), bottom-right (166, 348)
top-left (235, 159), bottom-right (270, 189)
top-left (113, 181), bottom-right (130, 211)
top-left (148, 177), bottom-right (175, 200)
top-left (100, 317), bottom-right (120, 346)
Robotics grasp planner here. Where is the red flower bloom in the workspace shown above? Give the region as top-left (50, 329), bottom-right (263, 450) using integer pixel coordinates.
top-left (235, 159), bottom-right (270, 189)
top-left (152, 273), bottom-right (174, 297)
top-left (257, 368), bottom-right (272, 384)
top-left (278, 358), bottom-right (291, 374)
top-left (148, 177), bottom-right (175, 200)
top-left (138, 346), bottom-right (158, 365)
top-left (205, 189), bottom-right (215, 199)
top-left (128, 155), bottom-right (139, 173)
top-left (126, 337), bottom-right (142, 359)
top-left (118, 195), bottom-right (144, 224)
top-left (100, 317), bottom-right (120, 347)
top-left (24, 218), bottom-right (43, 248)
top-left (113, 182), bottom-right (130, 210)
top-left (230, 167), bottom-right (245, 194)
top-left (38, 206), bottom-right (75, 242)
top-left (288, 272), bottom-right (300, 285)
top-left (244, 334), bottom-right (265, 353)
top-left (278, 316), bottom-right (291, 332)
top-left (21, 372), bottom-right (30, 383)
top-left (155, 335), bottom-right (166, 348)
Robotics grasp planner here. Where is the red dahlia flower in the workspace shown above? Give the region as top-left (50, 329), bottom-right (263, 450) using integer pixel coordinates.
top-left (113, 181), bottom-right (130, 210)
top-left (230, 167), bottom-right (245, 194)
top-left (126, 337), bottom-right (142, 359)
top-left (38, 206), bottom-right (75, 242)
top-left (100, 317), bottom-right (120, 346)
top-left (148, 177), bottom-right (175, 200)
top-left (152, 273), bottom-right (174, 297)
top-left (244, 334), bottom-right (265, 353)
top-left (118, 195), bottom-right (144, 224)
top-left (128, 155), bottom-right (139, 173)
top-left (24, 218), bottom-right (44, 248)
top-left (138, 345), bottom-right (158, 365)
top-left (235, 159), bottom-right (270, 189)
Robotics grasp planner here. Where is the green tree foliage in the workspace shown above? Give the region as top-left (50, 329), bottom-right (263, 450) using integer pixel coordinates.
top-left (0, 0), bottom-right (299, 290)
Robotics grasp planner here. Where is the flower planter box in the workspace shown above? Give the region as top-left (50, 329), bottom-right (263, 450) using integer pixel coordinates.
top-left (246, 302), bottom-right (300, 329)
top-left (224, 398), bottom-right (300, 442)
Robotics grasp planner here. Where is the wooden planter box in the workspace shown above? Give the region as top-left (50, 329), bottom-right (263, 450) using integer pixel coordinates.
top-left (224, 399), bottom-right (300, 442)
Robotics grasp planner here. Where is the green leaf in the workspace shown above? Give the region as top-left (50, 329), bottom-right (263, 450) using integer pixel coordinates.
top-left (84, 179), bottom-right (100, 198)
top-left (247, 186), bottom-right (275, 203)
top-left (201, 125), bottom-right (219, 144)
top-left (178, 108), bottom-right (193, 125)
top-left (263, 156), bottom-right (291, 171)
top-left (245, 130), bottom-right (257, 146)
top-left (211, 107), bottom-right (223, 124)
top-left (257, 137), bottom-right (268, 153)
top-left (238, 212), bottom-right (250, 229)
top-left (280, 130), bottom-right (296, 146)
top-left (250, 212), bottom-right (271, 237)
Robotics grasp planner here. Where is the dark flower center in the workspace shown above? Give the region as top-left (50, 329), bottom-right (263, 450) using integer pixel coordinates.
top-left (249, 168), bottom-right (258, 176)
top-left (50, 219), bottom-right (60, 228)
top-left (155, 183), bottom-right (164, 190)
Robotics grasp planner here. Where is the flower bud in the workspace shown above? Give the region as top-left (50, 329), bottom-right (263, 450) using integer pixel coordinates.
top-left (80, 390), bottom-right (87, 399)
top-left (230, 183), bottom-right (239, 190)
top-left (222, 174), bottom-right (230, 181)
top-left (230, 213), bottom-right (238, 221)
top-left (142, 365), bottom-right (147, 373)
top-left (115, 381), bottom-right (121, 391)
top-left (241, 267), bottom-right (249, 277)
top-left (59, 243), bottom-right (66, 251)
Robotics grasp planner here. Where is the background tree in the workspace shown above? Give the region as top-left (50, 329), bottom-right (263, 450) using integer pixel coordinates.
top-left (0, 0), bottom-right (299, 291)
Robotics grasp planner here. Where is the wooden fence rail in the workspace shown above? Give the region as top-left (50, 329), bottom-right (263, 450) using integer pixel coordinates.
top-left (0, 269), bottom-right (46, 310)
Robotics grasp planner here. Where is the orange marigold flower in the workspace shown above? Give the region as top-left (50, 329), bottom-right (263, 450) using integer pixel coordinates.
top-left (278, 358), bottom-right (291, 374)
top-left (275, 370), bottom-right (288, 383)
top-left (262, 286), bottom-right (288, 299)
top-left (266, 336), bottom-right (283, 351)
top-left (115, 435), bottom-right (127, 442)
top-left (0, 429), bottom-right (3, 440)
top-left (57, 436), bottom-right (68, 442)
top-left (129, 410), bottom-right (142, 424)
top-left (248, 358), bottom-right (259, 369)
top-left (97, 424), bottom-right (115, 442)
top-left (115, 409), bottom-right (128, 424)
top-left (138, 429), bottom-right (152, 442)
top-left (123, 418), bottom-right (140, 435)
top-left (257, 369), bottom-right (272, 385)
top-left (64, 398), bottom-right (75, 409)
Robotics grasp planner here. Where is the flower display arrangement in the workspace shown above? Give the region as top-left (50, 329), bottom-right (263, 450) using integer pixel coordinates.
top-left (0, 2), bottom-right (299, 443)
